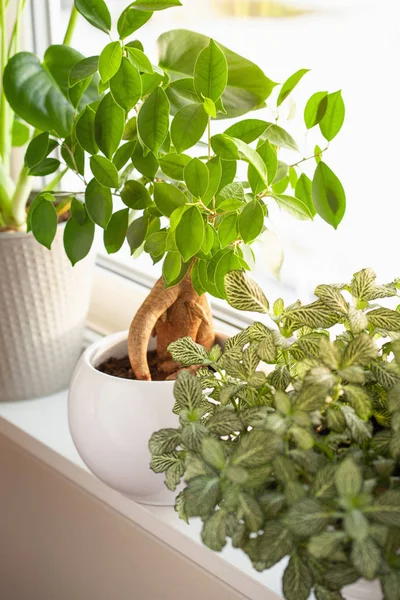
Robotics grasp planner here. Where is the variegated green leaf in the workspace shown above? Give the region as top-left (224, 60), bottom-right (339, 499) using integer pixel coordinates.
top-left (173, 370), bottom-right (203, 413)
top-left (258, 521), bottom-right (293, 567)
top-left (201, 509), bottom-right (228, 551)
top-left (314, 284), bottom-right (348, 313)
top-left (150, 452), bottom-right (181, 473)
top-left (231, 430), bottom-right (281, 467)
top-left (351, 537), bottom-right (381, 580)
top-left (368, 307), bottom-right (400, 332)
top-left (342, 334), bottom-right (378, 367)
top-left (224, 270), bottom-right (269, 313)
top-left (351, 268), bottom-right (376, 300)
top-left (347, 305), bottom-right (369, 334)
top-left (283, 555), bottom-right (313, 600)
top-left (365, 283), bottom-right (397, 301)
top-left (149, 428), bottom-right (181, 454)
top-left (285, 300), bottom-right (339, 331)
top-left (168, 336), bottom-right (211, 366)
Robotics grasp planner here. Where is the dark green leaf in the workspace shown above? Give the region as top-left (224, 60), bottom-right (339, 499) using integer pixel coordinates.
top-left (194, 39), bottom-right (228, 102)
top-left (312, 161), bottom-right (346, 229)
top-left (248, 140), bottom-right (277, 193)
top-left (64, 206), bottom-right (95, 265)
top-left (163, 251), bottom-right (182, 284)
top-left (132, 141), bottom-right (159, 178)
top-left (25, 132), bottom-right (49, 168)
top-left (31, 199), bottom-right (57, 250)
top-left (75, 0), bottom-right (111, 33)
top-left (117, 4), bottom-right (153, 39)
top-left (283, 555), bottom-right (313, 600)
top-left (238, 199), bottom-right (264, 243)
top-left (104, 208), bottom-right (129, 254)
top-left (94, 93), bottom-right (125, 158)
top-left (176, 206), bottom-right (204, 261)
top-left (121, 179), bottom-right (152, 209)
top-left (171, 103), bottom-right (208, 154)
top-left (110, 58), bottom-right (142, 112)
top-left (29, 158), bottom-right (60, 176)
top-left (76, 106), bottom-right (98, 154)
top-left (138, 87), bottom-right (170, 154)
top-left (159, 152), bottom-right (190, 180)
top-left (90, 155), bottom-right (119, 188)
top-left (154, 182), bottom-right (186, 216)
top-left (201, 510), bottom-right (227, 551)
top-left (129, 0), bottom-right (181, 9)
top-left (85, 178), bottom-right (113, 228)
top-left (127, 215), bottom-right (148, 251)
top-left (69, 56), bottom-right (99, 86)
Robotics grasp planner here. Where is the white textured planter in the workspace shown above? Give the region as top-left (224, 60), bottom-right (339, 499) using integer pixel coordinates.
top-left (0, 225), bottom-right (94, 402)
top-left (68, 331), bottom-right (178, 506)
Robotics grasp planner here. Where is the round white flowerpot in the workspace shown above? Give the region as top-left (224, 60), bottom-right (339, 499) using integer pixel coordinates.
top-left (68, 330), bottom-right (179, 506)
top-left (0, 225), bottom-right (94, 402)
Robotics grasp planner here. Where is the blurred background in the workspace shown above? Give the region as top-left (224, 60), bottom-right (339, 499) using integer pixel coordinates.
top-left (56, 0), bottom-right (400, 302)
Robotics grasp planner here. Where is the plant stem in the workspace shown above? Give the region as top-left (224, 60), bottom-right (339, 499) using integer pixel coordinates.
top-left (207, 117), bottom-right (211, 160)
top-left (7, 0), bottom-right (26, 57)
top-left (10, 165), bottom-right (32, 226)
top-left (63, 5), bottom-right (79, 46)
top-left (290, 146), bottom-right (329, 168)
top-left (43, 167), bottom-right (68, 192)
top-left (0, 0), bottom-right (11, 173)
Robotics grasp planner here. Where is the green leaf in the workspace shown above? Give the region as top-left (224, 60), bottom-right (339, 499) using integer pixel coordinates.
top-left (110, 58), bottom-right (141, 112)
top-left (285, 498), bottom-right (328, 536)
top-left (261, 123), bottom-right (299, 152)
top-left (273, 194), bottom-right (313, 221)
top-left (381, 572), bottom-right (400, 600)
top-left (149, 428), bottom-right (181, 455)
top-left (29, 158), bottom-right (60, 176)
top-left (132, 141), bottom-right (159, 178)
top-left (85, 178), bottom-right (113, 228)
top-left (176, 206), bottom-right (204, 261)
top-left (11, 120), bottom-right (30, 147)
top-left (368, 490), bottom-right (400, 527)
top-left (99, 42), bottom-right (122, 84)
top-left (158, 30), bottom-right (276, 119)
top-left (308, 531), bottom-right (345, 559)
top-left (203, 156), bottom-right (222, 204)
top-left (31, 199), bottom-right (57, 250)
top-left (217, 214), bottom-right (238, 248)
top-left (117, 4), bottom-right (152, 39)
top-left (224, 118), bottom-right (268, 143)
top-left (277, 68), bottom-right (309, 107)
top-left (342, 334), bottom-right (378, 367)
top-left (213, 250), bottom-right (244, 298)
top-left (225, 270), bottom-right (269, 313)
top-left (231, 430), bottom-right (280, 467)
top-left (154, 182), bottom-right (186, 216)
top-left (64, 205), bottom-right (95, 265)
top-left (4, 52), bottom-right (74, 138)
top-left (194, 39), bottom-right (228, 102)
top-left (283, 555), bottom-right (313, 600)
top-left (248, 140), bottom-right (277, 193)
top-left (159, 152), bottom-right (190, 180)
top-left (211, 134), bottom-right (239, 160)
top-left (121, 180), bottom-right (151, 209)
top-left (319, 90), bottom-right (345, 142)
top-left (104, 208), bottom-right (129, 254)
top-left (295, 173), bottom-right (316, 217)
top-left (314, 284), bottom-right (348, 313)
top-left (335, 458), bottom-right (363, 497)
top-left (232, 138), bottom-right (269, 188)
top-left (129, 0), bottom-right (181, 10)
top-left (351, 537), bottom-right (381, 580)
top-left (94, 93), bottom-right (125, 159)
top-left (203, 97), bottom-right (216, 118)
top-left (183, 475), bottom-right (220, 518)
top-left (171, 103), bottom-right (208, 154)
top-left (238, 199), bottom-right (264, 243)
top-left (162, 251), bottom-right (182, 285)
top-left (344, 510), bottom-right (369, 541)
top-left (304, 91), bottom-right (328, 129)
top-left (173, 369), bottom-right (203, 412)
top-left (144, 231), bottom-right (167, 257)
top-left (138, 87), bottom-right (170, 154)
top-left (312, 161), bottom-right (346, 229)
top-left (127, 215), bottom-right (148, 251)
top-left (314, 586), bottom-right (344, 600)
top-left (75, 0), bottom-right (111, 33)
top-left (69, 56), bottom-right (99, 86)
top-left (76, 106), bottom-right (98, 154)
top-left (25, 132), bottom-right (49, 169)
top-left (201, 510), bottom-right (227, 551)
top-left (125, 47), bottom-right (154, 74)
top-left (258, 522), bottom-right (293, 567)
top-left (201, 438), bottom-right (226, 470)
top-left (90, 155), bottom-right (119, 188)
top-left (184, 157), bottom-right (209, 198)
top-left (368, 307), bottom-right (400, 332)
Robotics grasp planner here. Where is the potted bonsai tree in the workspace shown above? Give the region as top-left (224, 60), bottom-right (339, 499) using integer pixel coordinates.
top-left (150, 268), bottom-right (400, 599)
top-left (5, 0), bottom-right (346, 502)
top-left (0, 2), bottom-right (99, 401)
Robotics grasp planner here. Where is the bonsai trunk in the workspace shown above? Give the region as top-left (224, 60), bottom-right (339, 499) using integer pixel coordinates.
top-left (128, 271), bottom-right (215, 380)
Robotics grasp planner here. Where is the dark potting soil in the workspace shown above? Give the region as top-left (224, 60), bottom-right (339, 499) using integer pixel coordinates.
top-left (97, 351), bottom-right (167, 381)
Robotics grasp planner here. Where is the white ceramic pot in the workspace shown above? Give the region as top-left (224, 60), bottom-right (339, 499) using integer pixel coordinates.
top-left (0, 225), bottom-right (94, 402)
top-left (68, 331), bottom-right (179, 506)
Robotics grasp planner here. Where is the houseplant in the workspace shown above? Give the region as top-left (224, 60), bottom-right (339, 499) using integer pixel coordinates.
top-left (0, 1), bottom-right (98, 401)
top-left (5, 0), bottom-right (346, 500)
top-left (150, 267), bottom-right (400, 599)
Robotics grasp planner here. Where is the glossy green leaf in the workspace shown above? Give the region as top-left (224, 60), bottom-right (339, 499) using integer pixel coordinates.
top-left (113, 141), bottom-right (135, 170)
top-left (61, 135), bottom-right (85, 176)
top-left (233, 138), bottom-right (268, 188)
top-left (154, 182), bottom-right (186, 216)
top-left (110, 58), bottom-right (141, 112)
top-left (203, 97), bottom-right (216, 118)
top-left (90, 155), bottom-right (119, 188)
top-left (121, 180), bottom-right (152, 208)
top-left (127, 215), bottom-right (148, 252)
top-left (295, 173), bottom-right (316, 217)
top-left (159, 152), bottom-right (191, 180)
top-left (304, 91), bottom-right (328, 129)
top-left (94, 93), bottom-right (125, 158)
top-left (75, 0), bottom-right (111, 32)
top-left (277, 68), bottom-right (309, 107)
top-left (319, 90), bottom-right (345, 141)
top-left (64, 205), bottom-right (95, 265)
top-left (25, 132), bottom-right (49, 169)
top-left (218, 160), bottom-right (236, 192)
top-left (31, 199), bottom-right (57, 250)
top-left (85, 178), bottom-right (113, 228)
top-left (211, 134), bottom-right (239, 160)
top-left (76, 106), bottom-right (98, 154)
top-left (203, 156), bottom-right (222, 205)
top-left (29, 158), bottom-right (60, 176)
top-left (132, 141), bottom-right (159, 178)
top-left (158, 30), bottom-right (276, 119)
top-left (273, 194), bottom-right (313, 220)
top-left (138, 87), bottom-right (170, 154)
top-left (69, 56), bottom-right (99, 86)
top-left (176, 206), bottom-right (204, 261)
top-left (104, 208), bottom-right (129, 253)
top-left (171, 103), bottom-right (208, 154)
top-left (99, 42), bottom-right (123, 84)
top-left (312, 161), bottom-right (346, 229)
top-left (184, 158), bottom-right (209, 198)
top-left (201, 224), bottom-right (215, 254)
top-left (218, 213), bottom-right (238, 247)
top-left (238, 199), bottom-right (264, 243)
top-left (4, 52), bottom-right (74, 138)
top-left (11, 120), bottom-right (30, 147)
top-left (163, 251), bottom-right (182, 284)
top-left (248, 140), bottom-right (277, 194)
top-left (194, 39), bottom-right (228, 102)
top-left (144, 230), bottom-right (167, 257)
top-left (262, 123), bottom-right (299, 152)
top-left (125, 47), bottom-right (153, 74)
top-left (117, 4), bottom-right (153, 39)
top-left (224, 119), bottom-right (268, 143)
top-left (130, 0), bottom-right (181, 9)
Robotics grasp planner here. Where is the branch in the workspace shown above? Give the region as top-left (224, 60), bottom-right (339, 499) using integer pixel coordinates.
top-left (290, 145), bottom-right (329, 168)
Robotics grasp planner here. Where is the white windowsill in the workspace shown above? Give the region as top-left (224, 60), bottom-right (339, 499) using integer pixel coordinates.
top-left (0, 389), bottom-right (284, 600)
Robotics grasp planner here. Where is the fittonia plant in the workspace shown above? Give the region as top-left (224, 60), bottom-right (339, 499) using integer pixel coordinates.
top-left (3, 0), bottom-right (346, 380)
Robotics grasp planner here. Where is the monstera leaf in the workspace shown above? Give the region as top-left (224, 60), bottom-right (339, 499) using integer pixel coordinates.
top-left (4, 48), bottom-right (100, 138)
top-left (158, 29), bottom-right (277, 119)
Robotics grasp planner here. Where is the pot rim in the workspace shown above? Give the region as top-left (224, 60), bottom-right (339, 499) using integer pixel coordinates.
top-left (0, 220), bottom-right (67, 240)
top-left (82, 330), bottom-right (175, 386)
